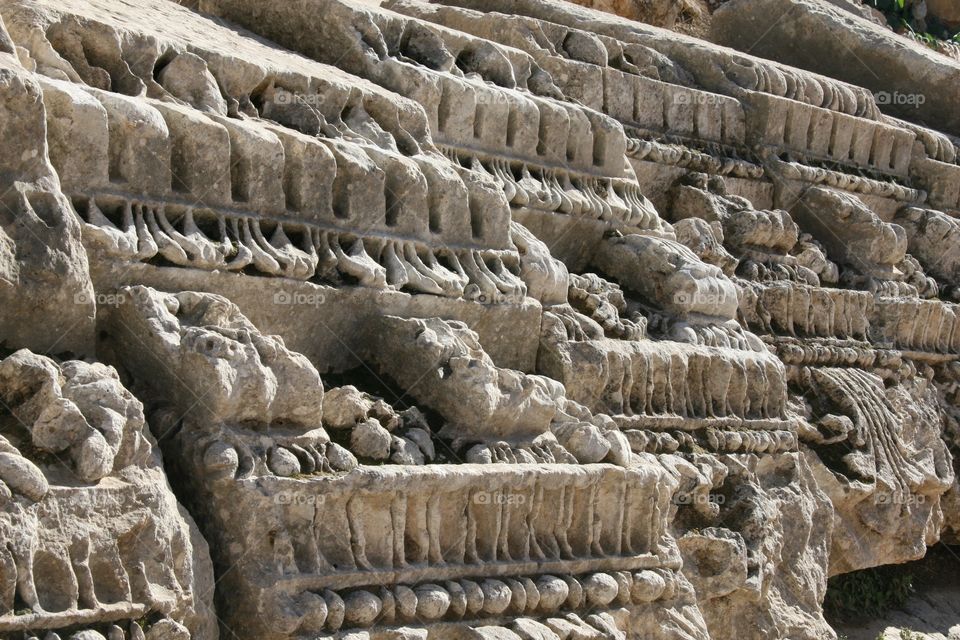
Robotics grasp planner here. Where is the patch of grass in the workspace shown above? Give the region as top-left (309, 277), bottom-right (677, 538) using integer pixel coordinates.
top-left (906, 24), bottom-right (939, 46)
top-left (824, 565), bottom-right (914, 622)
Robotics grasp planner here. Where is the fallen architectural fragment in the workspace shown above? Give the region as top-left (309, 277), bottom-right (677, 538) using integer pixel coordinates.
top-left (0, 349), bottom-right (216, 640)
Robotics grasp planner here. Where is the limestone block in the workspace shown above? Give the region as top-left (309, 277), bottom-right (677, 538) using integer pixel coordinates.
top-left (0, 60), bottom-right (94, 355)
top-left (591, 234), bottom-right (739, 322)
top-left (152, 101), bottom-right (232, 207)
top-left (39, 77), bottom-right (109, 193)
top-left (210, 115), bottom-right (285, 215)
top-left (92, 89), bottom-right (172, 197)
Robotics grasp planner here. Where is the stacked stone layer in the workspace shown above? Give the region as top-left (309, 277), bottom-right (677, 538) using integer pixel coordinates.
top-left (0, 0), bottom-right (958, 639)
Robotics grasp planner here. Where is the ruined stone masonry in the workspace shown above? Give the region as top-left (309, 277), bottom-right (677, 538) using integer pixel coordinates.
top-left (0, 0), bottom-right (958, 638)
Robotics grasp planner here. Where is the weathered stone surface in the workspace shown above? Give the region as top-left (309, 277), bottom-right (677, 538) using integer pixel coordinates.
top-left (928, 0), bottom-right (960, 29)
top-left (0, 349), bottom-right (216, 640)
top-left (798, 365), bottom-right (954, 574)
top-left (592, 234), bottom-right (740, 324)
top-left (711, 0), bottom-right (960, 137)
top-left (1, 0), bottom-right (960, 639)
top-left (369, 316), bottom-right (562, 444)
top-left (0, 57), bottom-right (94, 355)
top-left (352, 419), bottom-right (393, 461)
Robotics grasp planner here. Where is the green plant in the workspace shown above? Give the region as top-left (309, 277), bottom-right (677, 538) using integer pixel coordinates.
top-left (823, 565), bottom-right (914, 621)
top-left (873, 0), bottom-right (910, 21)
top-left (874, 0), bottom-right (960, 46)
top-left (898, 18), bottom-right (944, 50)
